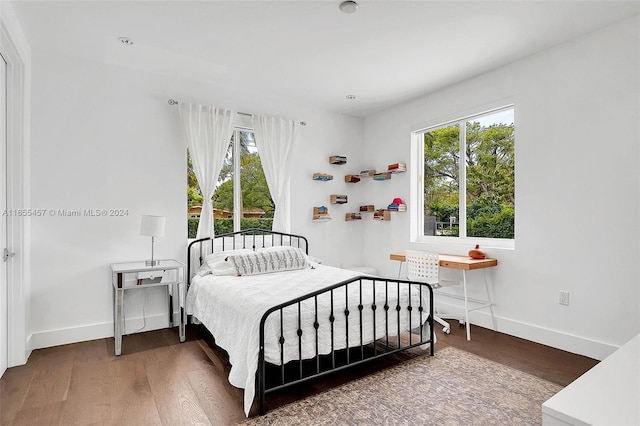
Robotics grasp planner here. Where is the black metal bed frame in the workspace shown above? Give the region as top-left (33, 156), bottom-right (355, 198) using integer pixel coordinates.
top-left (187, 229), bottom-right (435, 415)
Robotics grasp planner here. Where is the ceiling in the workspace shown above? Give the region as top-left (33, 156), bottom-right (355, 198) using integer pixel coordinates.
top-left (9, 1), bottom-right (640, 117)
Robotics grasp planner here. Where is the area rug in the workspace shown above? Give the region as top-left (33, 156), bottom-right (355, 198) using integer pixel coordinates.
top-left (243, 346), bottom-right (562, 426)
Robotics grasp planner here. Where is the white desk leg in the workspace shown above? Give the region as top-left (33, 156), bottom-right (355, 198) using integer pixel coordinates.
top-left (462, 270), bottom-right (471, 341)
top-left (397, 261), bottom-right (404, 280)
top-left (484, 269), bottom-right (497, 331)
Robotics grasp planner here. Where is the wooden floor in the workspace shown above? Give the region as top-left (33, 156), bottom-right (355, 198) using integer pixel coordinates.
top-left (0, 323), bottom-right (599, 425)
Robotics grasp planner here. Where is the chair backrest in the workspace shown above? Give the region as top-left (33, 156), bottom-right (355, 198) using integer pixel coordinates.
top-left (405, 250), bottom-right (439, 284)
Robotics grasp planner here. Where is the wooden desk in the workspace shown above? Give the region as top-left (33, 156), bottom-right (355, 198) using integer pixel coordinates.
top-left (390, 253), bottom-right (497, 270)
top-left (390, 252), bottom-right (498, 341)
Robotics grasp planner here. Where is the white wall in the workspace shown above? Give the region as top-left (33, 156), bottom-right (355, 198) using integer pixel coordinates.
top-left (363, 15), bottom-right (640, 360)
top-left (28, 48), bottom-right (364, 349)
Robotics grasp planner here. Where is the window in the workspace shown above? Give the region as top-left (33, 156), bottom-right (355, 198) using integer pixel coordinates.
top-left (413, 106), bottom-right (514, 244)
top-left (187, 129), bottom-right (273, 237)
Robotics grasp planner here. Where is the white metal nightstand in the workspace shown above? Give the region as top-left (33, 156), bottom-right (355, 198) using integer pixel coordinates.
top-left (110, 259), bottom-right (186, 356)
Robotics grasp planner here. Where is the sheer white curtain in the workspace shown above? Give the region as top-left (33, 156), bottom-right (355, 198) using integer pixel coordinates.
top-left (252, 115), bottom-right (298, 233)
top-left (179, 103), bottom-right (235, 238)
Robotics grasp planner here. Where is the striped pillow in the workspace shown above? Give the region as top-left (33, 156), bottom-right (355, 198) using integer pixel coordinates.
top-left (227, 246), bottom-right (310, 276)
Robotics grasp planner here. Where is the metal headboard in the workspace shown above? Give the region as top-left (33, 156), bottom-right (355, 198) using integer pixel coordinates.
top-left (187, 228), bottom-right (309, 286)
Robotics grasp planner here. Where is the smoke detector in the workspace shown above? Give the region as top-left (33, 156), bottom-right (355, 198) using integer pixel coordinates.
top-left (339, 1), bottom-right (358, 14)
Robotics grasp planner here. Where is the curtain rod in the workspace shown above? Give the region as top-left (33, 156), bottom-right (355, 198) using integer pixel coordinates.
top-left (168, 99), bottom-right (306, 126)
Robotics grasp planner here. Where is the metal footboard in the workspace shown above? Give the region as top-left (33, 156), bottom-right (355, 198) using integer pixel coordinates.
top-left (257, 275), bottom-right (434, 415)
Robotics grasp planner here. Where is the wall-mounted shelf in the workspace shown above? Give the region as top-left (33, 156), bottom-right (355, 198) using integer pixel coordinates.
top-left (330, 194), bottom-right (348, 204)
top-left (359, 205), bottom-right (375, 212)
top-left (387, 163), bottom-right (406, 173)
top-left (360, 169), bottom-right (376, 178)
top-left (345, 212), bottom-right (362, 221)
top-left (373, 209), bottom-right (391, 221)
top-left (387, 203), bottom-right (407, 212)
top-left (373, 172), bottom-right (391, 181)
top-left (313, 173), bottom-right (333, 181)
top-left (329, 155), bottom-right (347, 165)
top-left (313, 206), bottom-right (331, 221)
top-left (345, 175), bottom-right (360, 183)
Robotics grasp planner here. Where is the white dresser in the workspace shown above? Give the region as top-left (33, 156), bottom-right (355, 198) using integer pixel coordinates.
top-left (542, 333), bottom-right (640, 425)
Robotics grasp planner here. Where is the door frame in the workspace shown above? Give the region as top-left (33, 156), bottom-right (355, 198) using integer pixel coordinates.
top-left (1, 47), bottom-right (7, 377)
top-left (1, 6), bottom-right (30, 368)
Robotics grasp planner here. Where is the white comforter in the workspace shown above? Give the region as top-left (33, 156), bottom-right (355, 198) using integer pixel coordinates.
top-left (185, 264), bottom-right (429, 416)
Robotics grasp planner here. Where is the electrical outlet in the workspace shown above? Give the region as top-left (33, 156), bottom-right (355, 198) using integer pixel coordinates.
top-left (559, 291), bottom-right (570, 306)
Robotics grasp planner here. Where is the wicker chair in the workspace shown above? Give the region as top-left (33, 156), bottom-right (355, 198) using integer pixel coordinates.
top-left (405, 250), bottom-right (463, 334)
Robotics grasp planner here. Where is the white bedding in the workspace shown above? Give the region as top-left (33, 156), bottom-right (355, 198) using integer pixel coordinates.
top-left (185, 263), bottom-right (430, 416)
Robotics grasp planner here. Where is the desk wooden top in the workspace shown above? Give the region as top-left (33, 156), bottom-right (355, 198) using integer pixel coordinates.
top-left (390, 252), bottom-right (497, 270)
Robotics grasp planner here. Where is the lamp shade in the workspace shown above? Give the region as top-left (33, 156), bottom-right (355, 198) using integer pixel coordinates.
top-left (140, 215), bottom-right (165, 237)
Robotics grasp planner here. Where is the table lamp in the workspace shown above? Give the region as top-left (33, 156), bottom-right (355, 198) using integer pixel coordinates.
top-left (140, 215), bottom-right (165, 266)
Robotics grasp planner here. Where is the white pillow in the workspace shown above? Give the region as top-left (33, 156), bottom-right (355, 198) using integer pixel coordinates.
top-left (229, 246), bottom-right (310, 276)
top-left (204, 249), bottom-right (255, 276)
top-left (196, 265), bottom-right (212, 277)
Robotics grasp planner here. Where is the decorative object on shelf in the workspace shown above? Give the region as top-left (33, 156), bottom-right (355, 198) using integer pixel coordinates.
top-left (313, 173), bottom-right (334, 181)
top-left (360, 169), bottom-right (376, 177)
top-left (359, 204), bottom-right (375, 212)
top-left (387, 197), bottom-right (407, 212)
top-left (140, 215), bottom-right (165, 266)
top-left (468, 244), bottom-right (486, 259)
top-left (313, 206), bottom-right (332, 221)
top-left (388, 162), bottom-right (407, 173)
top-left (329, 155), bottom-right (347, 165)
top-left (345, 175), bottom-right (361, 183)
top-left (330, 194), bottom-right (348, 204)
top-left (345, 212), bottom-right (362, 221)
top-left (373, 172), bottom-right (391, 181)
top-left (373, 209), bottom-right (391, 221)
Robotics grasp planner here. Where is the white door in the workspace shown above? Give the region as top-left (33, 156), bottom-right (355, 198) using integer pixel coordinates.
top-left (0, 52), bottom-right (7, 378)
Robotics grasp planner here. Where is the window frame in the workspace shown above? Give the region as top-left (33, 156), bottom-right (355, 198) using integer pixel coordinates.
top-left (231, 127), bottom-right (246, 232)
top-left (187, 124), bottom-right (273, 238)
top-left (229, 126), bottom-right (273, 232)
top-left (410, 104), bottom-right (515, 249)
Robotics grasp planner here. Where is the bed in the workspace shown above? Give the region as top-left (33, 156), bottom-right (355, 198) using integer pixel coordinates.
top-left (186, 229), bottom-right (435, 416)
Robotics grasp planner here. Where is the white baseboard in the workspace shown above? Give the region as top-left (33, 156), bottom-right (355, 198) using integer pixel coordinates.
top-left (18, 334), bottom-right (33, 367)
top-left (25, 334), bottom-right (33, 357)
top-left (30, 304), bottom-right (618, 361)
top-left (30, 312), bottom-right (182, 351)
top-left (436, 300), bottom-right (619, 361)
